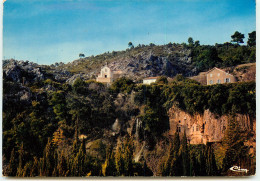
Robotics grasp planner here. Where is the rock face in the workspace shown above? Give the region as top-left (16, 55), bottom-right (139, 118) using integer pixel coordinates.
top-left (3, 59), bottom-right (45, 84)
top-left (106, 51), bottom-right (194, 81)
top-left (168, 106), bottom-right (255, 144)
top-left (65, 74), bottom-right (88, 85)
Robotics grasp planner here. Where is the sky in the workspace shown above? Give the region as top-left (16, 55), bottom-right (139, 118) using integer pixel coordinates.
top-left (3, 0), bottom-right (256, 65)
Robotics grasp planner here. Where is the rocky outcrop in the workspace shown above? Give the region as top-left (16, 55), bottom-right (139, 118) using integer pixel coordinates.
top-left (3, 59), bottom-right (45, 84)
top-left (168, 106), bottom-right (256, 144)
top-left (106, 51), bottom-right (194, 81)
top-left (5, 65), bottom-right (22, 83)
top-left (65, 74), bottom-right (88, 85)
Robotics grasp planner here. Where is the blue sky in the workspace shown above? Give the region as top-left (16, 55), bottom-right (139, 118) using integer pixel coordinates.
top-left (3, 0), bottom-right (256, 65)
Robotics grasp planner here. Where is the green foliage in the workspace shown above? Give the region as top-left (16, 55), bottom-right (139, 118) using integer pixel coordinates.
top-left (110, 77), bottom-right (135, 94)
top-left (247, 31), bottom-right (256, 47)
top-left (102, 145), bottom-right (117, 176)
top-left (156, 76), bottom-right (168, 84)
top-left (231, 31), bottom-right (245, 44)
top-left (188, 37), bottom-right (194, 47)
top-left (72, 78), bottom-right (87, 95)
top-left (221, 117), bottom-right (249, 173)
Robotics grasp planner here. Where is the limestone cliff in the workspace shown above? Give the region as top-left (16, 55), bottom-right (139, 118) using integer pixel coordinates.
top-left (168, 106), bottom-right (255, 144)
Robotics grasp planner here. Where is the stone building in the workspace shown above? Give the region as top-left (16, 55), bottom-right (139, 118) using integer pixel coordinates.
top-left (206, 67), bottom-right (236, 85)
top-left (96, 64), bottom-right (122, 84)
top-left (168, 106), bottom-right (254, 145)
top-left (143, 77), bottom-right (159, 85)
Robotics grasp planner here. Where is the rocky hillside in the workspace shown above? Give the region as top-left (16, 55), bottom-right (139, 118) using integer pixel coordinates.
top-left (3, 42), bottom-right (255, 84)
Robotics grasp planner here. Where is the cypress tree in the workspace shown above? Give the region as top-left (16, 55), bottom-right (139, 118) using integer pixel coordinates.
top-left (115, 146), bottom-right (124, 175)
top-left (7, 148), bottom-right (16, 176)
top-left (43, 138), bottom-right (55, 176)
top-left (123, 137), bottom-right (134, 176)
top-left (205, 143), bottom-right (218, 176)
top-left (30, 157), bottom-right (39, 177)
top-left (102, 145), bottom-right (117, 176)
top-left (57, 151), bottom-right (68, 176)
top-left (222, 117), bottom-right (247, 173)
top-left (17, 143), bottom-right (25, 177)
top-left (180, 131), bottom-right (190, 176)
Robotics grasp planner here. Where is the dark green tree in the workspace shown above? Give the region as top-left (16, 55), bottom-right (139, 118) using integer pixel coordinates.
top-left (17, 143), bottom-right (25, 177)
top-left (128, 42), bottom-right (134, 48)
top-left (194, 40), bottom-right (200, 47)
top-left (205, 143), bottom-right (218, 176)
top-left (102, 145), bottom-right (117, 176)
top-left (222, 117), bottom-right (249, 173)
top-left (179, 132), bottom-right (190, 176)
top-left (231, 31), bottom-right (245, 44)
top-left (7, 148), bottom-right (17, 176)
top-left (247, 31), bottom-right (256, 47)
top-left (188, 37), bottom-right (194, 47)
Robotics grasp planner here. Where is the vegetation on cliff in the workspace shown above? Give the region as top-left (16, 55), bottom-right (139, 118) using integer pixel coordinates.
top-left (3, 73), bottom-right (255, 176)
top-left (2, 31), bottom-right (256, 176)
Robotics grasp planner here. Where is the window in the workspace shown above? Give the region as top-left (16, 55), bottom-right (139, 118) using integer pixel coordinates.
top-left (105, 75), bottom-right (107, 78)
top-left (217, 73), bottom-right (220, 76)
top-left (217, 79), bottom-right (221, 84)
top-left (179, 120), bottom-right (181, 123)
top-left (176, 127), bottom-right (181, 133)
top-left (196, 125), bottom-right (199, 131)
top-left (105, 68), bottom-right (107, 72)
top-left (225, 78), bottom-right (230, 83)
top-left (210, 74), bottom-right (213, 77)
top-left (209, 80), bottom-right (213, 84)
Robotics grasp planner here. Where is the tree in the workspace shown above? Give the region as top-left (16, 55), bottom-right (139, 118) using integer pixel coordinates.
top-left (231, 31), bottom-right (245, 44)
top-left (17, 143), bottom-right (25, 176)
top-left (162, 132), bottom-right (181, 176)
top-left (128, 42), bottom-right (134, 48)
top-left (205, 143), bottom-right (218, 176)
top-left (188, 37), bottom-right (194, 47)
top-left (194, 40), bottom-right (200, 47)
top-left (102, 145), bottom-right (116, 176)
top-left (156, 76), bottom-right (168, 84)
top-left (7, 148), bottom-right (16, 176)
top-left (179, 131), bottom-right (190, 176)
top-left (222, 117), bottom-right (249, 173)
top-left (247, 31), bottom-right (256, 47)
top-left (79, 53), bottom-right (85, 58)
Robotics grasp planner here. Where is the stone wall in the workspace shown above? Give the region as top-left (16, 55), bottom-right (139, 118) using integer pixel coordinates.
top-left (168, 106), bottom-right (255, 144)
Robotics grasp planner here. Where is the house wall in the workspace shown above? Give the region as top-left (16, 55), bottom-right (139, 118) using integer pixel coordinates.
top-left (207, 68), bottom-right (236, 85)
top-left (143, 79), bottom-right (157, 85)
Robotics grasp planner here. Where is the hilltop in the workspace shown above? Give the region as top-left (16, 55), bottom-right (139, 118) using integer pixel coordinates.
top-left (3, 41), bottom-right (256, 84)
